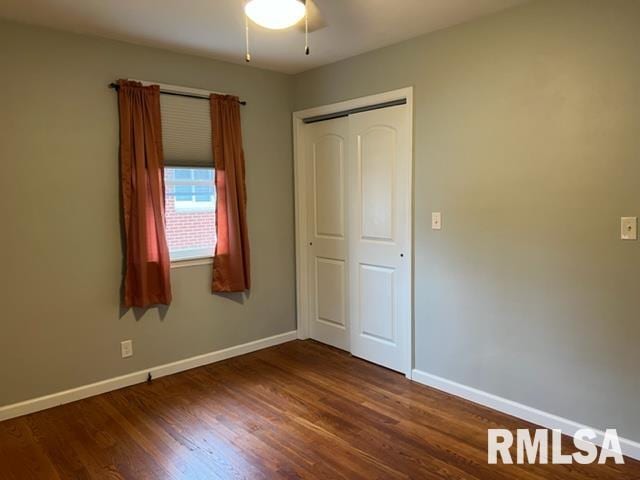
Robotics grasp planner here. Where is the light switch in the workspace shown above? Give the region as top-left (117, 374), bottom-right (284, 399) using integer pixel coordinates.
top-left (621, 217), bottom-right (637, 240)
top-left (432, 212), bottom-right (442, 230)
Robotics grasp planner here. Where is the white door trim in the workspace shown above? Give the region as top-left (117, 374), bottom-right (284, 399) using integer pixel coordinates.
top-left (293, 87), bottom-right (414, 377)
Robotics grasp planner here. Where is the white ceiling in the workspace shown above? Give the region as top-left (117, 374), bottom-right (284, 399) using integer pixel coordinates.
top-left (0, 0), bottom-right (528, 74)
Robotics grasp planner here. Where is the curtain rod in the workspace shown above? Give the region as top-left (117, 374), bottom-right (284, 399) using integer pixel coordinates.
top-left (108, 83), bottom-right (247, 106)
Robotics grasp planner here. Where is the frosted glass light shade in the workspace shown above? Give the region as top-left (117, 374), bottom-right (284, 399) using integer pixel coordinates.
top-left (245, 0), bottom-right (306, 30)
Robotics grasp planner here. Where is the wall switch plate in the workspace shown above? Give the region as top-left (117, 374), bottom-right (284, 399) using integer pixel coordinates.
top-left (432, 212), bottom-right (442, 230)
top-left (621, 217), bottom-right (637, 240)
top-left (121, 340), bottom-right (133, 358)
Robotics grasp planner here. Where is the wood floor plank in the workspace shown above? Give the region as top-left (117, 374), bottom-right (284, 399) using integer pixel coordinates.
top-left (0, 340), bottom-right (638, 479)
top-left (0, 418), bottom-right (62, 480)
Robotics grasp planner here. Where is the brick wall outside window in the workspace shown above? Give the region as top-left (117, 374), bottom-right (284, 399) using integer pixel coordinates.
top-left (164, 168), bottom-right (216, 259)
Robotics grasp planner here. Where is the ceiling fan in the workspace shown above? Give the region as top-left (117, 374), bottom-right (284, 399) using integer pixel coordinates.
top-left (243, 0), bottom-right (327, 62)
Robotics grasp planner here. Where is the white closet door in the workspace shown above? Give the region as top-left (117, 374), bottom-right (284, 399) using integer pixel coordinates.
top-left (305, 117), bottom-right (350, 350)
top-left (348, 105), bottom-right (411, 373)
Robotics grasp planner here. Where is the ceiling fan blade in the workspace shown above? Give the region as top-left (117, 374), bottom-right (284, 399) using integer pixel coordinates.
top-left (297, 0), bottom-right (327, 33)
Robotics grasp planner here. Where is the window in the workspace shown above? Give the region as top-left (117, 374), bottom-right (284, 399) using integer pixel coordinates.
top-left (158, 84), bottom-right (216, 263)
top-left (164, 167), bottom-right (216, 262)
top-left (171, 168), bottom-right (215, 212)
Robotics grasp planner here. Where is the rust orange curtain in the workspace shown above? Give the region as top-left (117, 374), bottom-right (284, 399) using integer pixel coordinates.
top-left (210, 94), bottom-right (251, 292)
top-left (118, 80), bottom-right (172, 307)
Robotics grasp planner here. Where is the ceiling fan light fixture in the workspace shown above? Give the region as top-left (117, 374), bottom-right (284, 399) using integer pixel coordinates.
top-left (244, 0), bottom-right (306, 30)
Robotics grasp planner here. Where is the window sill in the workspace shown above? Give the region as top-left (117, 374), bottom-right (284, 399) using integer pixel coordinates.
top-left (170, 257), bottom-right (213, 269)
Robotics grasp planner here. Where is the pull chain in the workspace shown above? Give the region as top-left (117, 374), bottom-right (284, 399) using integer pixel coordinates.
top-left (304, 8), bottom-right (310, 55)
top-left (245, 14), bottom-right (251, 62)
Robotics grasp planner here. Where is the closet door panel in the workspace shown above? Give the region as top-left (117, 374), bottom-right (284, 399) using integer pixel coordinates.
top-left (305, 117), bottom-right (350, 351)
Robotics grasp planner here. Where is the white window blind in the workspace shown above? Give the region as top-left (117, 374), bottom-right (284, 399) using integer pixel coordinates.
top-left (160, 94), bottom-right (213, 168)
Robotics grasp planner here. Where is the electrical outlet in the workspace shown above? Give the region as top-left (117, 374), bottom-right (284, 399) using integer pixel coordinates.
top-left (121, 340), bottom-right (133, 358)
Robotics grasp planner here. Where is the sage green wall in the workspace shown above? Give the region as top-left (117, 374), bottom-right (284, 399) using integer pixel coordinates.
top-left (0, 20), bottom-right (296, 405)
top-left (294, 0), bottom-right (640, 441)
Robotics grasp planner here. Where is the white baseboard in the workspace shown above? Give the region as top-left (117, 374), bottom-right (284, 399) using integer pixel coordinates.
top-left (0, 330), bottom-right (298, 422)
top-left (411, 369), bottom-right (640, 461)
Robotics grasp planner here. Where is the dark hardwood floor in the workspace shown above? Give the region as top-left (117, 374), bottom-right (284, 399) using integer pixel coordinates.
top-left (0, 340), bottom-right (637, 479)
